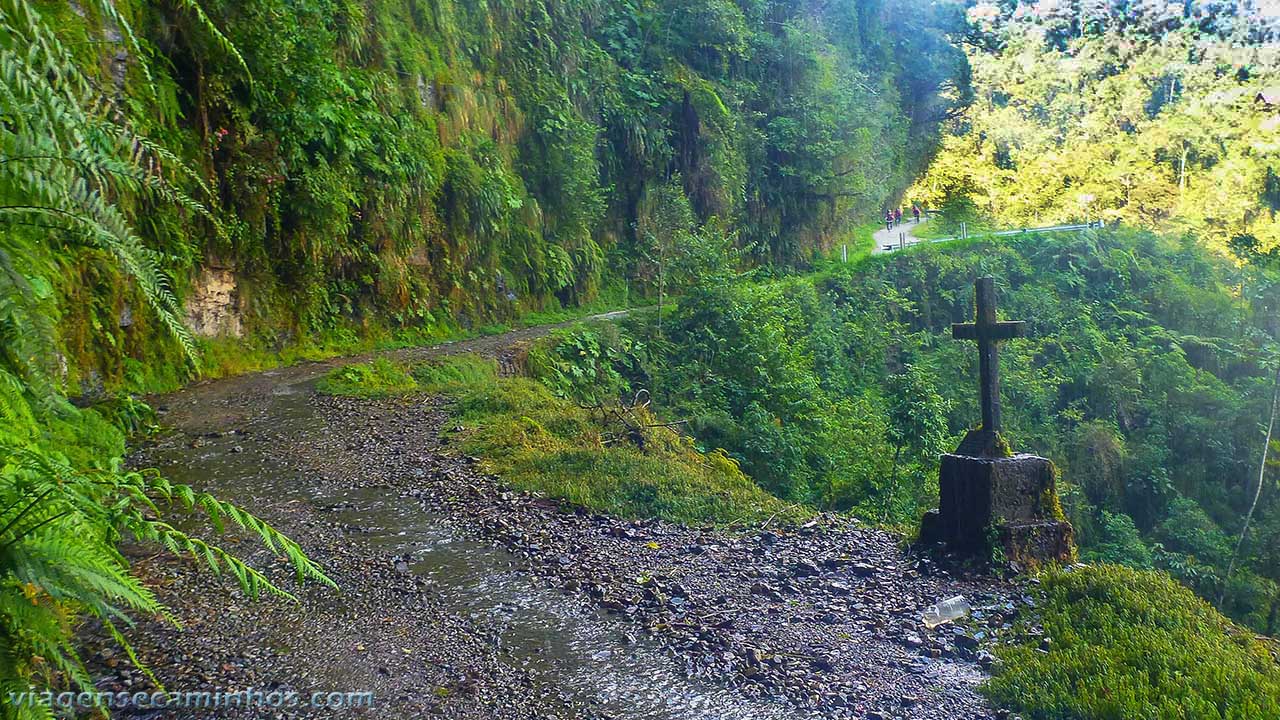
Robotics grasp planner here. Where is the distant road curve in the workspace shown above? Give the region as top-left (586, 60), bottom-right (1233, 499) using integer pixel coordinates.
top-left (872, 216), bottom-right (933, 254)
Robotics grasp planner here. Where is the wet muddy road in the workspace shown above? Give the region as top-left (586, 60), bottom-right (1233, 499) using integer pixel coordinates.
top-left (83, 321), bottom-right (1018, 720)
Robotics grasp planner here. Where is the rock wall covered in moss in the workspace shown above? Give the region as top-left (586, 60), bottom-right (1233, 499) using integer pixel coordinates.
top-left (44, 0), bottom-right (968, 386)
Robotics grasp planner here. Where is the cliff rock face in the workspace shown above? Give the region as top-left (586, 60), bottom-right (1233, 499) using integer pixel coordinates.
top-left (185, 262), bottom-right (242, 338)
top-left (39, 0), bottom-right (968, 386)
top-left (120, 0), bottom-right (963, 349)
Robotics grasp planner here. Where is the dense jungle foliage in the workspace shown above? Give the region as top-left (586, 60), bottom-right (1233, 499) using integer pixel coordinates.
top-left (0, 0), bottom-right (968, 709)
top-left (910, 0), bottom-right (1280, 255)
top-left (30, 0), bottom-right (968, 394)
top-left (531, 228), bottom-right (1280, 634)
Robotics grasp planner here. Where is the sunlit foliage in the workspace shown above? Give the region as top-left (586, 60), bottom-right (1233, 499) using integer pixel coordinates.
top-left (911, 0), bottom-right (1280, 257)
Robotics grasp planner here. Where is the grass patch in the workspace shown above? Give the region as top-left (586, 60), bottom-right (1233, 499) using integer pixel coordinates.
top-left (985, 564), bottom-right (1280, 719)
top-left (812, 220), bottom-right (879, 273)
top-left (909, 219), bottom-right (954, 240)
top-left (417, 354), bottom-right (804, 526)
top-left (842, 220), bottom-right (879, 262)
top-left (316, 358), bottom-right (419, 397)
top-left (412, 354), bottom-right (499, 390)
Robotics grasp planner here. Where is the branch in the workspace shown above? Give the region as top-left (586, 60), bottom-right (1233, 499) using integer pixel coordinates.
top-left (1221, 362), bottom-right (1280, 604)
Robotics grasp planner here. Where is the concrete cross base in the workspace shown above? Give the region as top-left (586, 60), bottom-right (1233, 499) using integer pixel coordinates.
top-left (954, 428), bottom-right (1008, 457)
top-left (998, 520), bottom-right (1076, 568)
top-left (919, 452), bottom-right (1077, 567)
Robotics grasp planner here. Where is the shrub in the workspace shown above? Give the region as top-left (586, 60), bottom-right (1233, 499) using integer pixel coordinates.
top-left (525, 324), bottom-right (646, 404)
top-left (1082, 512), bottom-right (1154, 569)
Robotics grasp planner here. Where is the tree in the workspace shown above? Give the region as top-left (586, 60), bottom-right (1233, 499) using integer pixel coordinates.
top-left (910, 4), bottom-right (1280, 258)
top-left (636, 176), bottom-right (696, 335)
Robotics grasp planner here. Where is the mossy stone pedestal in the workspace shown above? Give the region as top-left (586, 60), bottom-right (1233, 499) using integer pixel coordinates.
top-left (929, 278), bottom-right (1076, 567)
top-left (920, 431), bottom-right (1076, 567)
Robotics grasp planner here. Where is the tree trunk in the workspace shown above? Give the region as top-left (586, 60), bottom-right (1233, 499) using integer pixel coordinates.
top-left (1222, 364), bottom-right (1280, 605)
top-left (656, 245), bottom-right (665, 339)
top-left (1179, 144), bottom-right (1188, 195)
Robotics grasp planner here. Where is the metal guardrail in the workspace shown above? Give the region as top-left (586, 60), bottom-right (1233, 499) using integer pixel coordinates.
top-left (881, 220), bottom-right (1104, 253)
top-left (937, 219), bottom-right (1106, 243)
top-left (984, 220), bottom-right (1106, 238)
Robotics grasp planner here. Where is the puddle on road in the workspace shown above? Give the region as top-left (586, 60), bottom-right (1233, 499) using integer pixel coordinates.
top-left (145, 380), bottom-right (803, 720)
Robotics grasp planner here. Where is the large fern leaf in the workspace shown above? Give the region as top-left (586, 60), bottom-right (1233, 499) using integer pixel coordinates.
top-left (0, 4), bottom-right (332, 714)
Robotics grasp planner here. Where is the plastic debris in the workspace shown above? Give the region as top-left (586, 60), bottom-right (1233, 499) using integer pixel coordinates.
top-left (922, 595), bottom-right (971, 629)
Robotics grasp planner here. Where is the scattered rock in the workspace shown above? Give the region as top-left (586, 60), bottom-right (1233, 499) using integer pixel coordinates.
top-left (792, 560), bottom-right (821, 577)
top-left (84, 328), bottom-right (1018, 720)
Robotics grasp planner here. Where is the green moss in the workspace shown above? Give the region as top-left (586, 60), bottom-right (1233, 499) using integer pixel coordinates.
top-left (1040, 485), bottom-right (1067, 524)
top-left (986, 565), bottom-right (1280, 719)
top-left (316, 358), bottom-right (418, 397)
top-left (993, 432), bottom-right (1014, 458)
top-left (423, 355), bottom-right (805, 526)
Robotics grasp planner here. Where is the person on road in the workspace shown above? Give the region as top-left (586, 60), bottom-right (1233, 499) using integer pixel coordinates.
top-left (913, 205), bottom-right (921, 223)
top-left (885, 210), bottom-right (893, 232)
top-left (894, 207), bottom-right (903, 226)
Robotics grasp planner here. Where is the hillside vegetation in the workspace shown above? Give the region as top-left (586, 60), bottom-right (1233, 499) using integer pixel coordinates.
top-left (26, 0), bottom-right (968, 393)
top-left (911, 0), bottom-right (1280, 256)
top-left (529, 228), bottom-right (1280, 634)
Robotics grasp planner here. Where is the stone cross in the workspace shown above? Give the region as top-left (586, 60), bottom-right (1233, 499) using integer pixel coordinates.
top-left (951, 277), bottom-right (1026, 435)
top-left (922, 278), bottom-right (1074, 565)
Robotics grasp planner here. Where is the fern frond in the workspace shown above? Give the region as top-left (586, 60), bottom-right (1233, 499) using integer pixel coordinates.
top-left (0, 245), bottom-right (56, 418)
top-left (0, 368), bottom-right (35, 439)
top-left (166, 0), bottom-right (252, 84)
top-left (0, 3), bottom-right (335, 708)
